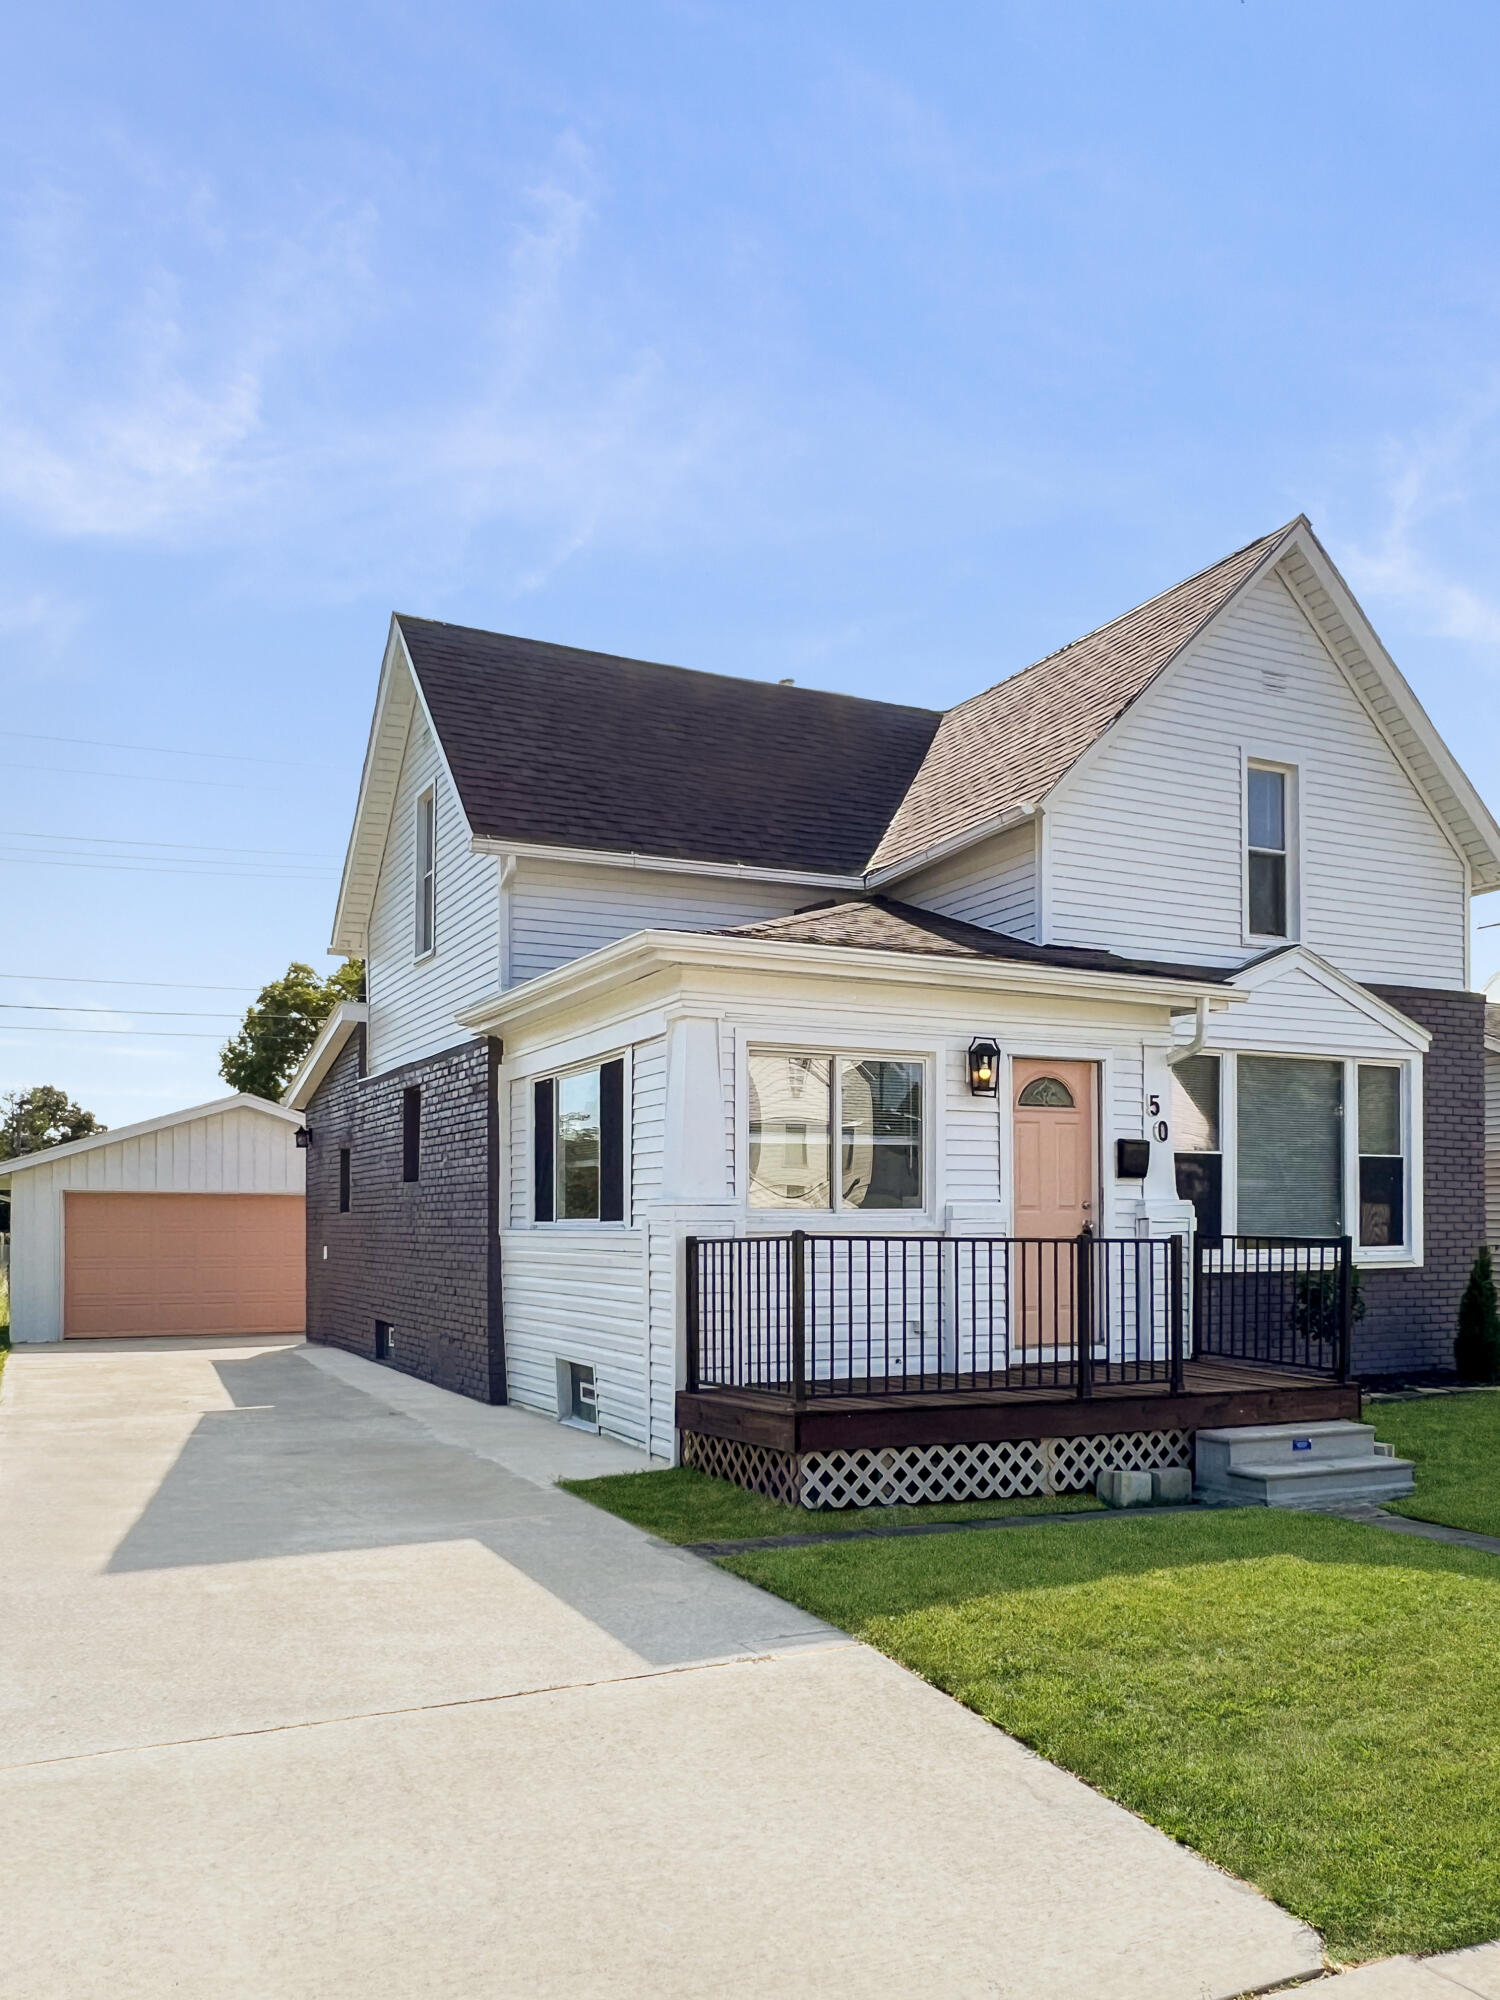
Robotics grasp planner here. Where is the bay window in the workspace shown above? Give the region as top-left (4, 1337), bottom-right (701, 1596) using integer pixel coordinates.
top-left (749, 1052), bottom-right (923, 1212)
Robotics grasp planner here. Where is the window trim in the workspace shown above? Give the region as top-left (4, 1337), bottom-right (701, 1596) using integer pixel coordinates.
top-left (1241, 752), bottom-right (1300, 946)
top-left (1204, 1049), bottom-right (1421, 1266)
top-left (414, 785), bottom-right (437, 962)
top-left (745, 1045), bottom-right (929, 1219)
top-left (532, 1054), bottom-right (629, 1228)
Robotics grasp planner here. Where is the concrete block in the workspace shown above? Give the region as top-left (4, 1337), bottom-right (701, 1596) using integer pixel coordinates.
top-left (1151, 1467), bottom-right (1192, 1505)
top-left (1097, 1469), bottom-right (1154, 1509)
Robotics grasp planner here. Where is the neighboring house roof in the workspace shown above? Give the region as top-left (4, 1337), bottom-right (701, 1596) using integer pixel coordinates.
top-left (718, 896), bottom-right (1234, 985)
top-left (0, 1093), bottom-right (300, 1181)
top-left (1484, 1002), bottom-right (1500, 1060)
top-left (397, 616), bottom-right (942, 876)
top-left (282, 1002), bottom-right (368, 1112)
top-left (867, 523), bottom-right (1295, 873)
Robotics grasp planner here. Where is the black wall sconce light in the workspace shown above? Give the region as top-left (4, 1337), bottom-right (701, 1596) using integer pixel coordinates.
top-left (966, 1038), bottom-right (1000, 1096)
top-left (295, 1127), bottom-right (314, 1150)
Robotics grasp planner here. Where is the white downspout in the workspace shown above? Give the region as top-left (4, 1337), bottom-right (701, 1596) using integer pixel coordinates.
top-left (1166, 995), bottom-right (1210, 1067)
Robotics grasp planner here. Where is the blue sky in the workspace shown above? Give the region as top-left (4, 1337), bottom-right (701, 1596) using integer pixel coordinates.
top-left (5, 0), bottom-right (1500, 1127)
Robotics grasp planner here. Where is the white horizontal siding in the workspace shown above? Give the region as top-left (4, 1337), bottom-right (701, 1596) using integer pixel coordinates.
top-left (902, 822), bottom-right (1036, 937)
top-left (500, 1230), bottom-right (650, 1451)
top-left (647, 1226), bottom-right (677, 1461)
top-left (366, 710), bottom-right (498, 1072)
top-left (1045, 571), bottom-right (1467, 987)
top-left (509, 859), bottom-right (807, 985)
top-left (943, 1045), bottom-right (1000, 1206)
top-left (631, 1037), bottom-right (667, 1218)
top-left (1208, 966), bottom-right (1420, 1058)
top-left (6, 1108), bottom-right (304, 1344)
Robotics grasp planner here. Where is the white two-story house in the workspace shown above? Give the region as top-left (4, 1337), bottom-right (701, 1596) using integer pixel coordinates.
top-left (287, 517), bottom-right (1499, 1505)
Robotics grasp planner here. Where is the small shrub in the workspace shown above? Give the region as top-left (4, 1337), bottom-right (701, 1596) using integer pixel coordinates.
top-left (1455, 1246), bottom-right (1500, 1383)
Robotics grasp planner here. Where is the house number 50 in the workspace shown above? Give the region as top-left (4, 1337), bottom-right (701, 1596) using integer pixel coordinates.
top-left (1147, 1094), bottom-right (1169, 1143)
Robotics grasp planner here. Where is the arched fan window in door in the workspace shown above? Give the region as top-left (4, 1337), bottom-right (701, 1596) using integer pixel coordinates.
top-left (1017, 1075), bottom-right (1074, 1109)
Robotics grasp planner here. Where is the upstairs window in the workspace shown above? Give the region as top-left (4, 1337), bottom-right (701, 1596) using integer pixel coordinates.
top-left (748, 1052), bottom-right (923, 1211)
top-left (415, 786), bottom-right (436, 957)
top-left (1246, 763), bottom-right (1292, 939)
top-left (533, 1060), bottom-right (626, 1222)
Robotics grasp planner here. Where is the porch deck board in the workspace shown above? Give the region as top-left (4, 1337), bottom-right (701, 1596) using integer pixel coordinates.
top-left (676, 1358), bottom-right (1359, 1454)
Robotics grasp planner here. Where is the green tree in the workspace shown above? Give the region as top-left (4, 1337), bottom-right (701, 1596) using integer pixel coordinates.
top-left (218, 959), bottom-right (365, 1102)
top-left (0, 1084), bottom-right (105, 1161)
top-left (1455, 1245), bottom-right (1500, 1383)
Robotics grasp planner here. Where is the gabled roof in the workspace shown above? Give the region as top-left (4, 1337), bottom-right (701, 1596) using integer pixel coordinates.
top-left (0, 1094), bottom-right (300, 1180)
top-left (868, 523), bottom-right (1296, 873)
top-left (720, 897), bottom-right (1235, 985)
top-left (397, 616), bottom-right (941, 876)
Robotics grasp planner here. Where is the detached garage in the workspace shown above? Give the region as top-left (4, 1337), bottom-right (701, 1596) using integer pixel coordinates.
top-left (0, 1095), bottom-right (306, 1344)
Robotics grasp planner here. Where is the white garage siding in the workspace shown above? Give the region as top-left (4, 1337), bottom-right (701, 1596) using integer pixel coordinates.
top-left (3, 1099), bottom-right (304, 1345)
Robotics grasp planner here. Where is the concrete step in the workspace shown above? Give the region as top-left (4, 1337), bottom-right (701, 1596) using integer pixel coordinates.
top-left (1199, 1457), bottom-right (1416, 1509)
top-left (1195, 1420), bottom-right (1415, 1509)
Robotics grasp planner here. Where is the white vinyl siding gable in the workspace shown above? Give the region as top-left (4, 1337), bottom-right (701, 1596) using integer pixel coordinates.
top-left (1041, 571), bottom-right (1467, 988)
top-left (507, 858), bottom-right (808, 985)
top-left (366, 710), bottom-right (498, 1073)
top-left (900, 822), bottom-right (1036, 938)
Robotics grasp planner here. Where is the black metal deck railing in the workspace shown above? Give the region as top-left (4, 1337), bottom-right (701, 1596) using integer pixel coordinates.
top-left (1193, 1234), bottom-right (1353, 1380)
top-left (685, 1232), bottom-right (1188, 1400)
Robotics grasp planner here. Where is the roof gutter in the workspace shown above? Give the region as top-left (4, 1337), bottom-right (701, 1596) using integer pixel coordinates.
top-left (863, 803), bottom-right (1038, 890)
top-left (469, 836), bottom-right (864, 892)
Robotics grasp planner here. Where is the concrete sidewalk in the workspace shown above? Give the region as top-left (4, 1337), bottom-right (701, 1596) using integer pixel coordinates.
top-left (0, 1336), bottom-right (1322, 1998)
top-left (1315, 1943), bottom-right (1500, 1993)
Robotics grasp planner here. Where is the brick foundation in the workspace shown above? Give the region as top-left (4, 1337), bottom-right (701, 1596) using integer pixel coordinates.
top-left (303, 1028), bottom-right (505, 1403)
top-left (1357, 987), bottom-right (1486, 1378)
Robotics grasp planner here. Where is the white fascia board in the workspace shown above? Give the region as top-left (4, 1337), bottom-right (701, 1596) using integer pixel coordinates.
top-left (330, 620), bottom-right (416, 957)
top-left (1226, 944), bottom-right (1432, 1050)
top-left (1277, 529), bottom-right (1500, 893)
top-left (469, 835), bottom-right (863, 892)
top-left (0, 1093), bottom-right (303, 1181)
top-left (862, 803), bottom-right (1037, 890)
top-left (457, 930), bottom-right (1242, 1041)
top-left (1041, 521), bottom-right (1304, 819)
top-left (281, 1002), bottom-right (370, 1111)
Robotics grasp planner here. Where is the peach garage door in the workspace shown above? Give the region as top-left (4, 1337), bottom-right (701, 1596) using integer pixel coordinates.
top-left (63, 1192), bottom-right (306, 1338)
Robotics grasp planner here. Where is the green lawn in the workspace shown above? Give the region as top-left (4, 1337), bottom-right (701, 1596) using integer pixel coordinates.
top-left (722, 1509), bottom-right (1500, 1964)
top-left (1371, 1390), bottom-right (1500, 1538)
top-left (559, 1463), bottom-right (1100, 1544)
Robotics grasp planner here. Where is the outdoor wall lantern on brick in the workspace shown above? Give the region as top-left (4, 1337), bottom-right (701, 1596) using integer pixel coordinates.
top-left (966, 1038), bottom-right (1000, 1096)
top-left (295, 1127), bottom-right (313, 1149)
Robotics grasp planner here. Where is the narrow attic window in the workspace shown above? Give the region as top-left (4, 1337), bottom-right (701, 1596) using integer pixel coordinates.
top-left (415, 786), bottom-right (437, 957)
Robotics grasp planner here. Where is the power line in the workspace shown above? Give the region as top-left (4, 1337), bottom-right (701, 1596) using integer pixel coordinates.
top-left (6, 762), bottom-right (288, 794)
top-left (0, 1024), bottom-right (226, 1038)
top-left (4, 729), bottom-right (313, 771)
top-left (0, 829), bottom-right (331, 861)
top-left (1, 855), bottom-right (333, 882)
top-left (0, 973), bottom-right (269, 991)
top-left (0, 1003), bottom-right (304, 1020)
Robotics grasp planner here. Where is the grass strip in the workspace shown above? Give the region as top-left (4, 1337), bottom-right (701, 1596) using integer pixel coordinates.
top-left (559, 1463), bottom-right (1100, 1545)
top-left (1370, 1389), bottom-right (1500, 1539)
top-left (721, 1508), bottom-right (1500, 1964)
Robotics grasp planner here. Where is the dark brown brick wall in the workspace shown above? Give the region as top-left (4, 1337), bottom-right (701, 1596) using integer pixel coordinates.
top-left (1357, 987), bottom-right (1486, 1377)
top-left (303, 1028), bottom-right (506, 1403)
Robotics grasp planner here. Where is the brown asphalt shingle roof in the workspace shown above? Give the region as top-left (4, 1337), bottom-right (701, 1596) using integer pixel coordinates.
top-left (719, 897), bottom-right (1232, 984)
top-left (867, 522), bottom-right (1298, 872)
top-left (396, 618), bottom-right (940, 876)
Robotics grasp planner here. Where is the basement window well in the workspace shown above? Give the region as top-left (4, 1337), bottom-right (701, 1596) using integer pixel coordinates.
top-left (557, 1359), bottom-right (598, 1430)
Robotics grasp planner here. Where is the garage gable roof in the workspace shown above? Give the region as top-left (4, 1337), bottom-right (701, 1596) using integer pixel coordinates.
top-left (0, 1094), bottom-right (301, 1180)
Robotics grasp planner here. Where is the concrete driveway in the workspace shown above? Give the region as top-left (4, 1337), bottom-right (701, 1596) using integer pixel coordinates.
top-left (0, 1337), bottom-right (1322, 1998)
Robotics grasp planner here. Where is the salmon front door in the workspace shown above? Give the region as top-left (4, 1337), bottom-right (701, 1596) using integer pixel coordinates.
top-left (1011, 1058), bottom-right (1096, 1352)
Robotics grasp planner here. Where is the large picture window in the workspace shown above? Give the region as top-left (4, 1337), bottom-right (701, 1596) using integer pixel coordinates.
top-left (749, 1052), bottom-right (923, 1212)
top-left (1237, 1056), bottom-right (1343, 1238)
top-left (533, 1060), bottom-right (625, 1223)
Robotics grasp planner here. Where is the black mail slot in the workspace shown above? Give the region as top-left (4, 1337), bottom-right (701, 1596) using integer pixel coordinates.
top-left (1116, 1138), bottom-right (1151, 1180)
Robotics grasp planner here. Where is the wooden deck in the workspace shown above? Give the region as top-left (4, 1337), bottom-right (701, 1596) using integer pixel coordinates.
top-left (676, 1357), bottom-right (1360, 1455)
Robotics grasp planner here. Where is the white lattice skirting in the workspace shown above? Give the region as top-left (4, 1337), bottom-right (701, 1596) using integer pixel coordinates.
top-left (681, 1427), bottom-right (1190, 1510)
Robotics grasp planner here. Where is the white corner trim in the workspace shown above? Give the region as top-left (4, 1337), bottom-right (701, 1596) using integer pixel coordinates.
top-left (282, 1002), bottom-right (370, 1111)
top-left (0, 1092), bottom-right (304, 1179)
top-left (1225, 946), bottom-right (1432, 1050)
